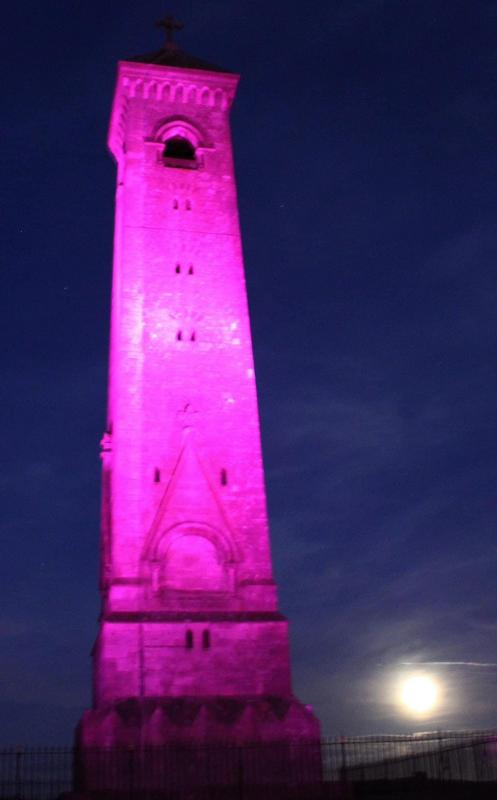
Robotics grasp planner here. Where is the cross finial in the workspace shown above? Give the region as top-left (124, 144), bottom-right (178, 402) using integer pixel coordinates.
top-left (156, 14), bottom-right (184, 48)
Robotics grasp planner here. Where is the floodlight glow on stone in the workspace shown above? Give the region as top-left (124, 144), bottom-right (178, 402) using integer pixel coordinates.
top-left (76, 21), bottom-right (321, 757)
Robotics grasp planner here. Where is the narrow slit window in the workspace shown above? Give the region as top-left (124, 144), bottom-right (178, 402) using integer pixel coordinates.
top-left (185, 199), bottom-right (192, 211)
top-left (177, 330), bottom-right (182, 341)
top-left (173, 199), bottom-right (179, 210)
top-left (202, 630), bottom-right (210, 650)
top-left (175, 264), bottom-right (181, 274)
top-left (154, 468), bottom-right (161, 483)
top-left (220, 468), bottom-right (228, 486)
top-left (190, 331), bottom-right (196, 342)
top-left (188, 265), bottom-right (194, 275)
top-left (186, 630), bottom-right (194, 649)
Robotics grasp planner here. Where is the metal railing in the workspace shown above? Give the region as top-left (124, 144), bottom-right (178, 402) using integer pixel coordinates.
top-left (0, 731), bottom-right (496, 799)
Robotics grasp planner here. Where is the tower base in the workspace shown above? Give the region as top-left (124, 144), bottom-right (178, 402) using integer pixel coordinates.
top-left (75, 696), bottom-right (321, 793)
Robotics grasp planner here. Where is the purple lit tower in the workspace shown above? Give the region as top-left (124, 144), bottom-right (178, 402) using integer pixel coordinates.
top-left (77, 19), bottom-right (320, 748)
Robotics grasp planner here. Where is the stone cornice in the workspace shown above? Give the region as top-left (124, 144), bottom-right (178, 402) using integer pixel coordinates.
top-left (108, 61), bottom-right (239, 158)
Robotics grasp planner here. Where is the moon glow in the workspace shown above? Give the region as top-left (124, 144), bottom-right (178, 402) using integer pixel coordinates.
top-left (399, 674), bottom-right (439, 717)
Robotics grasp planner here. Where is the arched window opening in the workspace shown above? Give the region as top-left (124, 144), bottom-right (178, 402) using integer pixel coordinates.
top-left (188, 265), bottom-right (194, 275)
top-left (164, 136), bottom-right (196, 163)
top-left (154, 468), bottom-right (161, 483)
top-left (177, 330), bottom-right (183, 341)
top-left (185, 630), bottom-right (194, 649)
top-left (185, 199), bottom-right (192, 211)
top-left (220, 468), bottom-right (228, 486)
top-left (190, 331), bottom-right (196, 342)
top-left (202, 629), bottom-right (210, 650)
top-left (175, 264), bottom-right (181, 274)
top-left (173, 198), bottom-right (179, 209)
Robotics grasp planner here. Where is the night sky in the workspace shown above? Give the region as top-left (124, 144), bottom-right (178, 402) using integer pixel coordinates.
top-left (2, 0), bottom-right (497, 743)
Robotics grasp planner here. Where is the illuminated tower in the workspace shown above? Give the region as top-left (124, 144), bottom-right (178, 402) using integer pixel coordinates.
top-left (78, 19), bottom-right (320, 747)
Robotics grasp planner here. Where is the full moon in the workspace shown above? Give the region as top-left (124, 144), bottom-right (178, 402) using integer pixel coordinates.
top-left (399, 674), bottom-right (439, 716)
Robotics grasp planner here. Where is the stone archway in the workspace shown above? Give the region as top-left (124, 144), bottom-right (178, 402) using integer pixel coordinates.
top-left (159, 532), bottom-right (228, 592)
top-left (148, 522), bottom-right (236, 609)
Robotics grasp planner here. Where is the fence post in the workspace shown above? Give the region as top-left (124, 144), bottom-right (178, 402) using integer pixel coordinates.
top-left (237, 744), bottom-right (244, 800)
top-left (437, 730), bottom-right (451, 781)
top-left (127, 745), bottom-right (135, 799)
top-left (339, 736), bottom-right (348, 786)
top-left (471, 735), bottom-right (481, 782)
top-left (15, 747), bottom-right (23, 800)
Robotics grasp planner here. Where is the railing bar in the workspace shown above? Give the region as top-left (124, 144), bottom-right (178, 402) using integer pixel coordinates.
top-left (0, 732), bottom-right (496, 796)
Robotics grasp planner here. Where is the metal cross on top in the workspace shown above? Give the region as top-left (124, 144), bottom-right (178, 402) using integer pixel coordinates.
top-left (156, 14), bottom-right (184, 46)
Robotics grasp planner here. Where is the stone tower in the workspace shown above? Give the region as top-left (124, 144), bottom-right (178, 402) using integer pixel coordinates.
top-left (77, 23), bottom-right (320, 747)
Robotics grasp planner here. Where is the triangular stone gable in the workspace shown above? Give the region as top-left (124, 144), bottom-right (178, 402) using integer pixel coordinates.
top-left (143, 429), bottom-right (238, 564)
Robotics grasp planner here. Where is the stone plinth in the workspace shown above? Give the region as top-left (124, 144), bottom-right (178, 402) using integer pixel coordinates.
top-left (75, 697), bottom-right (321, 793)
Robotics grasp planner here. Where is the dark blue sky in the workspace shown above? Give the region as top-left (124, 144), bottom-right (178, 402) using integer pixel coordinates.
top-left (1, 0), bottom-right (497, 743)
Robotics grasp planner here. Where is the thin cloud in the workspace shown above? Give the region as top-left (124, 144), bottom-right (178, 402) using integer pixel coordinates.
top-left (402, 661), bottom-right (497, 669)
